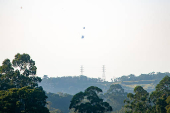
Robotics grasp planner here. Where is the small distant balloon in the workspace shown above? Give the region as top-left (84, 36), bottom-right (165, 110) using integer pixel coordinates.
top-left (81, 35), bottom-right (84, 39)
top-left (81, 27), bottom-right (85, 39)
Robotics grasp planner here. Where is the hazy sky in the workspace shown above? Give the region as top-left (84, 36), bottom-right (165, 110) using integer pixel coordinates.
top-left (0, 0), bottom-right (170, 81)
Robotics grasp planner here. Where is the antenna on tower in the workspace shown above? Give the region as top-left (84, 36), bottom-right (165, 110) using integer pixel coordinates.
top-left (80, 65), bottom-right (84, 75)
top-left (102, 65), bottom-right (106, 82)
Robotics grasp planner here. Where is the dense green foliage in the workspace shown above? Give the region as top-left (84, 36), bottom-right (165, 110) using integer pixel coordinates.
top-left (124, 86), bottom-right (150, 113)
top-left (124, 75), bottom-right (170, 113)
top-left (69, 86), bottom-right (112, 113)
top-left (0, 53), bottom-right (49, 113)
top-left (0, 86), bottom-right (48, 113)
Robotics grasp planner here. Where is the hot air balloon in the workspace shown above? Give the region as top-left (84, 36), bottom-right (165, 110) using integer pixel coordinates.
top-left (81, 27), bottom-right (85, 39)
top-left (81, 35), bottom-right (84, 39)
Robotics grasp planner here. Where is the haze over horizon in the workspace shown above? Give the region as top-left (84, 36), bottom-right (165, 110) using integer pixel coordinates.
top-left (1, 0), bottom-right (170, 81)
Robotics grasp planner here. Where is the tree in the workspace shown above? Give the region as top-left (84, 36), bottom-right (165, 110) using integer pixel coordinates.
top-left (0, 59), bottom-right (14, 74)
top-left (166, 95), bottom-right (170, 113)
top-left (124, 76), bottom-right (170, 113)
top-left (124, 86), bottom-right (150, 113)
top-left (12, 53), bottom-right (41, 88)
top-left (102, 84), bottom-right (128, 112)
top-left (0, 86), bottom-right (49, 113)
top-left (0, 53), bottom-right (41, 89)
top-left (0, 59), bottom-right (15, 90)
top-left (149, 75), bottom-right (170, 113)
top-left (106, 84), bottom-right (125, 94)
top-left (155, 95), bottom-right (167, 113)
top-left (155, 75), bottom-right (170, 98)
top-left (69, 86), bottom-right (112, 113)
top-left (0, 53), bottom-right (49, 113)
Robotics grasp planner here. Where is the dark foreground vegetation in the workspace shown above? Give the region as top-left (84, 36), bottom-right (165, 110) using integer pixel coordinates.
top-left (0, 53), bottom-right (170, 113)
top-left (0, 53), bottom-right (49, 113)
top-left (124, 75), bottom-right (170, 113)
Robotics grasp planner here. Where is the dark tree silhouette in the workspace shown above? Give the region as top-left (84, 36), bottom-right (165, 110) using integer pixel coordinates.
top-left (69, 86), bottom-right (112, 113)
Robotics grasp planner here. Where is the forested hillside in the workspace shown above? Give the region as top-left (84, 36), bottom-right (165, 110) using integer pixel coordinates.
top-left (39, 73), bottom-right (170, 112)
top-left (114, 72), bottom-right (170, 93)
top-left (114, 72), bottom-right (170, 82)
top-left (39, 72), bottom-right (170, 95)
top-left (46, 84), bottom-right (128, 113)
top-left (39, 75), bottom-right (112, 94)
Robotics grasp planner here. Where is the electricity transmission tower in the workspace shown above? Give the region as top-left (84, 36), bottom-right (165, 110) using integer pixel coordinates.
top-left (102, 65), bottom-right (106, 81)
top-left (80, 65), bottom-right (84, 75)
